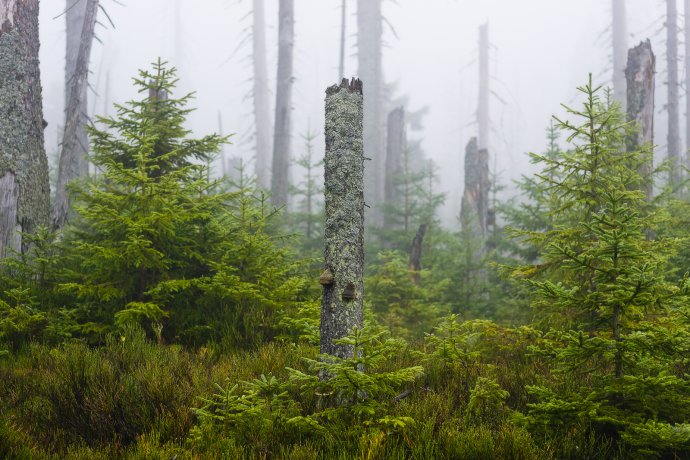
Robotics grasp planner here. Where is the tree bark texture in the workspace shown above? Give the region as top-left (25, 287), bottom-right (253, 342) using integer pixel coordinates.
top-left (625, 40), bottom-right (655, 202)
top-left (0, 0), bottom-right (50, 259)
top-left (383, 106), bottom-right (405, 230)
top-left (253, 0), bottom-right (272, 190)
top-left (408, 223), bottom-right (427, 285)
top-left (320, 78), bottom-right (364, 360)
top-left (270, 0), bottom-right (294, 208)
top-left (357, 0), bottom-right (384, 225)
top-left (53, 0), bottom-right (98, 230)
top-left (461, 137), bottom-right (489, 240)
top-left (612, 0), bottom-right (627, 110)
top-left (666, 0), bottom-right (681, 191)
top-left (478, 23), bottom-right (490, 151)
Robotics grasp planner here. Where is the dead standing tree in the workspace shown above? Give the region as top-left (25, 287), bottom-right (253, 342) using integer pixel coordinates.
top-left (612, 0), bottom-right (628, 109)
top-left (408, 223), bottom-right (427, 285)
top-left (626, 40), bottom-right (655, 202)
top-left (271, 0), bottom-right (295, 208)
top-left (53, 0), bottom-right (99, 230)
top-left (0, 0), bottom-right (50, 258)
top-left (252, 0), bottom-right (272, 190)
top-left (666, 0), bottom-right (681, 192)
top-left (461, 137), bottom-right (490, 242)
top-left (383, 106), bottom-right (405, 231)
top-left (319, 78), bottom-right (364, 360)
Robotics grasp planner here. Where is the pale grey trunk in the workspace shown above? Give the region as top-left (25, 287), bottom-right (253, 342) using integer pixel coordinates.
top-left (320, 78), bottom-right (364, 360)
top-left (0, 0), bottom-right (50, 258)
top-left (625, 40), bottom-right (655, 202)
top-left (408, 223), bottom-right (427, 285)
top-left (53, 0), bottom-right (98, 230)
top-left (270, 0), bottom-right (294, 207)
top-left (383, 106), bottom-right (405, 230)
top-left (65, 0), bottom-right (90, 178)
top-left (338, 0), bottom-right (346, 80)
top-left (357, 0), bottom-right (384, 225)
top-left (666, 0), bottom-right (681, 191)
top-left (253, 0), bottom-right (272, 190)
top-left (478, 23), bottom-right (490, 151)
top-left (461, 137), bottom-right (490, 240)
top-left (612, 0), bottom-right (627, 110)
top-left (685, 0), bottom-right (690, 172)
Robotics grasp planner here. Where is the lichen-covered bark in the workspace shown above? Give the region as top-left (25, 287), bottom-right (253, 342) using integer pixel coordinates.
top-left (320, 78), bottom-right (364, 359)
top-left (53, 0), bottom-right (98, 230)
top-left (478, 23), bottom-right (490, 151)
top-left (408, 223), bottom-right (426, 285)
top-left (666, 0), bottom-right (681, 192)
top-left (357, 0), bottom-right (384, 225)
top-left (383, 106), bottom-right (405, 230)
top-left (625, 40), bottom-right (655, 202)
top-left (253, 0), bottom-right (272, 190)
top-left (65, 0), bottom-right (90, 178)
top-left (270, 0), bottom-right (294, 207)
top-left (612, 0), bottom-right (627, 110)
top-left (0, 0), bottom-right (50, 258)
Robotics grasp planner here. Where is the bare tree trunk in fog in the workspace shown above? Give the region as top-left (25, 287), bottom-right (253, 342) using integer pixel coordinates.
top-left (338, 0), bottom-right (346, 80)
top-left (357, 0), bottom-right (385, 225)
top-left (685, 0), bottom-right (690, 173)
top-left (271, 0), bottom-right (294, 208)
top-left (53, 0), bottom-right (99, 230)
top-left (320, 78), bottom-right (364, 360)
top-left (478, 23), bottom-right (490, 151)
top-left (408, 223), bottom-right (427, 285)
top-left (383, 106), bottom-right (405, 231)
top-left (461, 137), bottom-right (489, 241)
top-left (626, 40), bottom-right (655, 202)
top-left (612, 0), bottom-right (627, 110)
top-left (253, 0), bottom-right (272, 190)
top-left (0, 0), bottom-right (50, 259)
top-left (65, 0), bottom-right (90, 179)
top-left (666, 0), bottom-right (681, 193)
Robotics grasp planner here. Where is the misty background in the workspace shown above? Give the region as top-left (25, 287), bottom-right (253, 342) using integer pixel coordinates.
top-left (38, 0), bottom-right (666, 225)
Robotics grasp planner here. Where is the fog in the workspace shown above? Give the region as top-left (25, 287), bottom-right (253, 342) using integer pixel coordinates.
top-left (38, 0), bottom-right (667, 225)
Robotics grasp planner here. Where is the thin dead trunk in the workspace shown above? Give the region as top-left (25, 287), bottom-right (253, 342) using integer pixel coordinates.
top-left (320, 78), bottom-right (364, 360)
top-left (685, 0), bottom-right (690, 173)
top-left (357, 0), bottom-right (384, 225)
top-left (338, 0), bottom-right (346, 80)
top-left (666, 0), bottom-right (681, 192)
top-left (478, 23), bottom-right (490, 151)
top-left (612, 0), bottom-right (627, 110)
top-left (408, 223), bottom-right (427, 285)
top-left (383, 106), bottom-right (405, 230)
top-left (270, 0), bottom-right (294, 207)
top-left (253, 0), bottom-right (272, 189)
top-left (0, 0), bottom-right (50, 258)
top-left (461, 137), bottom-right (490, 240)
top-left (625, 40), bottom-right (655, 202)
top-left (53, 0), bottom-right (99, 230)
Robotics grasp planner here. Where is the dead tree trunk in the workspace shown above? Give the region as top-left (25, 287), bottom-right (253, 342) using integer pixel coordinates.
top-left (408, 223), bottom-right (427, 285)
top-left (461, 137), bottom-right (490, 240)
top-left (53, 0), bottom-right (99, 230)
top-left (0, 0), bottom-right (50, 258)
top-left (626, 40), bottom-right (655, 202)
top-left (320, 78), bottom-right (364, 360)
top-left (338, 0), bottom-right (346, 80)
top-left (478, 23), bottom-right (490, 151)
top-left (357, 0), bottom-right (384, 225)
top-left (253, 0), bottom-right (272, 190)
top-left (612, 0), bottom-right (628, 110)
top-left (666, 0), bottom-right (681, 192)
top-left (383, 106), bottom-right (405, 230)
top-left (685, 0), bottom-right (690, 173)
top-left (270, 0), bottom-right (294, 208)
top-left (65, 0), bottom-right (90, 179)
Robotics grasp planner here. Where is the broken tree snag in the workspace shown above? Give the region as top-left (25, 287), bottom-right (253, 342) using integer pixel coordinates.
top-left (0, 0), bottom-right (50, 259)
top-left (320, 77), bottom-right (365, 360)
top-left (408, 223), bottom-right (427, 285)
top-left (666, 0), bottom-right (681, 193)
top-left (383, 106), bottom-right (405, 231)
top-left (53, 0), bottom-right (99, 230)
top-left (625, 40), bottom-right (655, 202)
top-left (461, 137), bottom-right (490, 241)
